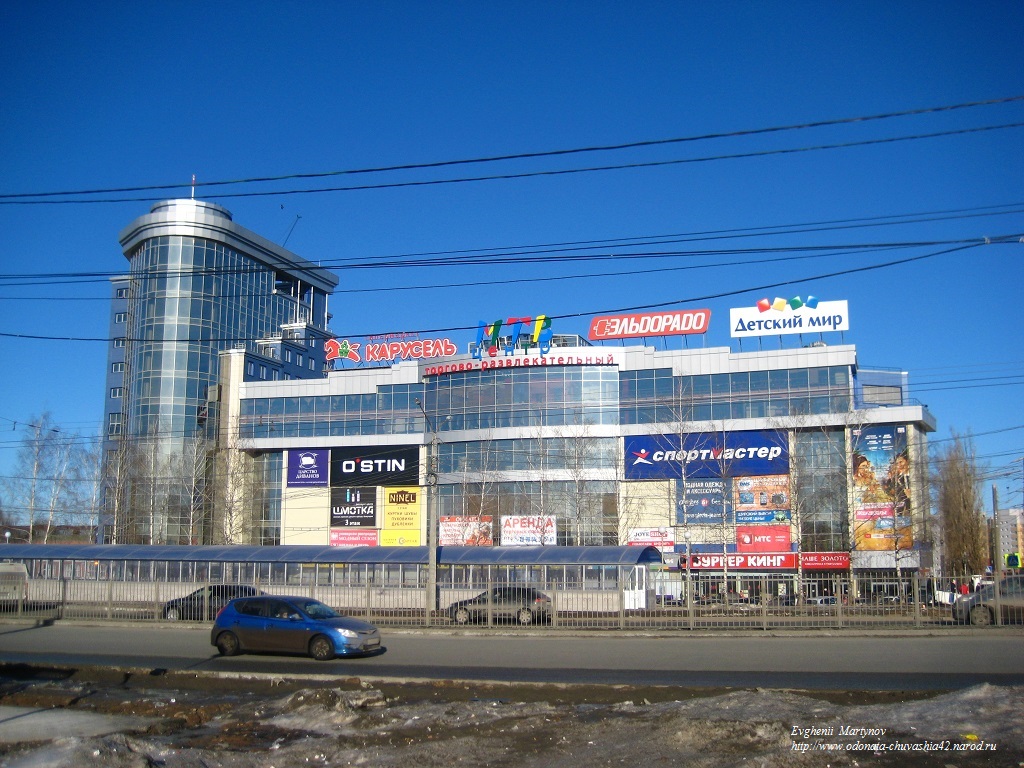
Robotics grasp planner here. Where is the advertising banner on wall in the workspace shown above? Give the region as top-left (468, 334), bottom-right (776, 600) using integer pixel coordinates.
top-left (627, 527), bottom-right (675, 550)
top-left (329, 529), bottom-right (379, 546)
top-left (851, 425), bottom-right (913, 552)
top-left (675, 479), bottom-right (731, 524)
top-left (379, 530), bottom-right (422, 546)
top-left (733, 475), bottom-right (790, 520)
top-left (801, 552), bottom-right (851, 570)
top-left (626, 430), bottom-right (788, 480)
top-left (500, 515), bottom-right (557, 546)
top-left (383, 487), bottom-right (422, 530)
top-left (729, 297), bottom-right (850, 339)
top-left (690, 553), bottom-right (797, 570)
top-left (439, 516), bottom-right (494, 546)
top-left (287, 449), bottom-right (329, 486)
top-left (381, 486), bottom-right (423, 546)
top-left (736, 509), bottom-right (792, 524)
top-left (330, 487), bottom-right (377, 528)
top-left (736, 525), bottom-right (792, 553)
top-left (330, 446), bottom-right (419, 487)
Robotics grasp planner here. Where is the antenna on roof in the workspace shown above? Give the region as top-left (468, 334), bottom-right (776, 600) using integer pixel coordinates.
top-left (282, 214), bottom-right (302, 247)
top-left (190, 174), bottom-right (196, 200)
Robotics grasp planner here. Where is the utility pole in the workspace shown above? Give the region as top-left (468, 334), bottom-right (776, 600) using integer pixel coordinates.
top-left (416, 398), bottom-right (440, 627)
top-left (992, 484), bottom-right (1002, 626)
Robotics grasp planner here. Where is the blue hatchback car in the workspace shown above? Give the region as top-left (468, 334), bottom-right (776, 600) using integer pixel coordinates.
top-left (211, 595), bottom-right (382, 660)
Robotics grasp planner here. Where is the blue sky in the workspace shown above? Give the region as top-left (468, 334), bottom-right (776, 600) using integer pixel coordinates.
top-left (1, 3), bottom-right (1022, 507)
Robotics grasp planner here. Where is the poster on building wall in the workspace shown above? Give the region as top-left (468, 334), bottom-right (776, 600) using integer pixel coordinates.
top-left (330, 446), bottom-right (419, 486)
top-left (383, 487), bottom-right (423, 529)
top-left (287, 449), bottom-right (329, 486)
top-left (736, 508), bottom-right (792, 524)
top-left (440, 516), bottom-right (493, 546)
top-left (500, 515), bottom-right (557, 546)
top-left (627, 527), bottom-right (675, 550)
top-left (379, 530), bottom-right (422, 546)
top-left (330, 529), bottom-right (378, 546)
top-left (675, 478), bottom-right (731, 524)
top-left (851, 426), bottom-right (913, 552)
top-left (330, 486), bottom-right (377, 527)
top-left (735, 525), bottom-right (792, 553)
top-left (381, 486), bottom-right (424, 546)
top-left (732, 475), bottom-right (791, 523)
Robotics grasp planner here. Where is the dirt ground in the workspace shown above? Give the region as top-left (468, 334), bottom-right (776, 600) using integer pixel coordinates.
top-left (0, 663), bottom-right (1022, 767)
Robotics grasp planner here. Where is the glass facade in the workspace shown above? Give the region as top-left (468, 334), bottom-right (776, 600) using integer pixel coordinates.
top-left (107, 200), bottom-right (337, 545)
top-left (620, 365), bottom-right (851, 424)
top-left (241, 364), bottom-right (858, 440)
top-left (126, 234), bottom-right (304, 441)
top-left (791, 429), bottom-right (850, 552)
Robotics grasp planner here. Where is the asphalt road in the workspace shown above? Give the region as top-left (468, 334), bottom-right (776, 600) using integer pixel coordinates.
top-left (1, 620), bottom-right (1022, 691)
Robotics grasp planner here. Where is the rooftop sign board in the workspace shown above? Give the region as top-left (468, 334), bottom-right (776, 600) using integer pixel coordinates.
top-left (473, 315), bottom-right (553, 358)
top-left (730, 296), bottom-right (849, 338)
top-left (326, 336), bottom-right (457, 364)
top-left (588, 309), bottom-right (710, 340)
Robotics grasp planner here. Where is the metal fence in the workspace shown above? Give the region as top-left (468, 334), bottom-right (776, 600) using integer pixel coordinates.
top-left (3, 568), bottom-right (1019, 630)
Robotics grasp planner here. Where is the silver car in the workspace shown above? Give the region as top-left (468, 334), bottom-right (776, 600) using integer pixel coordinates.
top-left (448, 587), bottom-right (552, 625)
top-left (951, 575), bottom-right (1024, 626)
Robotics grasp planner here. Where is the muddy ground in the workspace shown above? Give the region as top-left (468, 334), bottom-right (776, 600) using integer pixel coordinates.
top-left (0, 663), bottom-right (1021, 767)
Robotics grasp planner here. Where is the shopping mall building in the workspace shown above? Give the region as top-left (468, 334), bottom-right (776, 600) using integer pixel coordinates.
top-left (104, 201), bottom-right (935, 586)
top-left (217, 303), bottom-right (934, 582)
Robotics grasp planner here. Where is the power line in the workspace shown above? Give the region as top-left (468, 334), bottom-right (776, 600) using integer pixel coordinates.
top-left (7, 123), bottom-right (1024, 206)
top-left (1, 236), bottom-right (1020, 343)
top-left (0, 238), bottom-right (948, 283)
top-left (2, 199), bottom-right (1019, 287)
top-left (4, 95), bottom-right (1021, 202)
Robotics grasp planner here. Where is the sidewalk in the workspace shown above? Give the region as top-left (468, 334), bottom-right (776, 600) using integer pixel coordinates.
top-left (0, 705), bottom-right (157, 744)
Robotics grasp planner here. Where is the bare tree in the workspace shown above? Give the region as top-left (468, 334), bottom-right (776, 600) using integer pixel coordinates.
top-left (2, 413), bottom-right (81, 542)
top-left (934, 431), bottom-right (988, 579)
top-left (39, 428), bottom-right (79, 543)
top-left (103, 432), bottom-right (146, 544)
top-left (73, 439), bottom-right (104, 539)
top-left (173, 434), bottom-right (214, 544)
top-left (210, 415), bottom-right (265, 545)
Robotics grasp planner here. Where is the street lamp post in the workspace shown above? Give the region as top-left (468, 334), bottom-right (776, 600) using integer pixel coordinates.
top-left (416, 398), bottom-right (440, 627)
top-left (683, 529), bottom-right (693, 627)
top-left (4, 531), bottom-right (9, 544)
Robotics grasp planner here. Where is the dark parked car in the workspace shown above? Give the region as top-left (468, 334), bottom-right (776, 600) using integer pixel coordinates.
top-left (211, 595), bottom-right (382, 660)
top-left (805, 596), bottom-right (838, 606)
top-left (163, 584), bottom-right (264, 621)
top-left (448, 587), bottom-right (552, 625)
top-left (951, 575), bottom-right (1024, 626)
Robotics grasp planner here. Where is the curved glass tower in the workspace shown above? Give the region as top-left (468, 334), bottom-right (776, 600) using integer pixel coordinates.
top-left (104, 200), bottom-right (337, 544)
